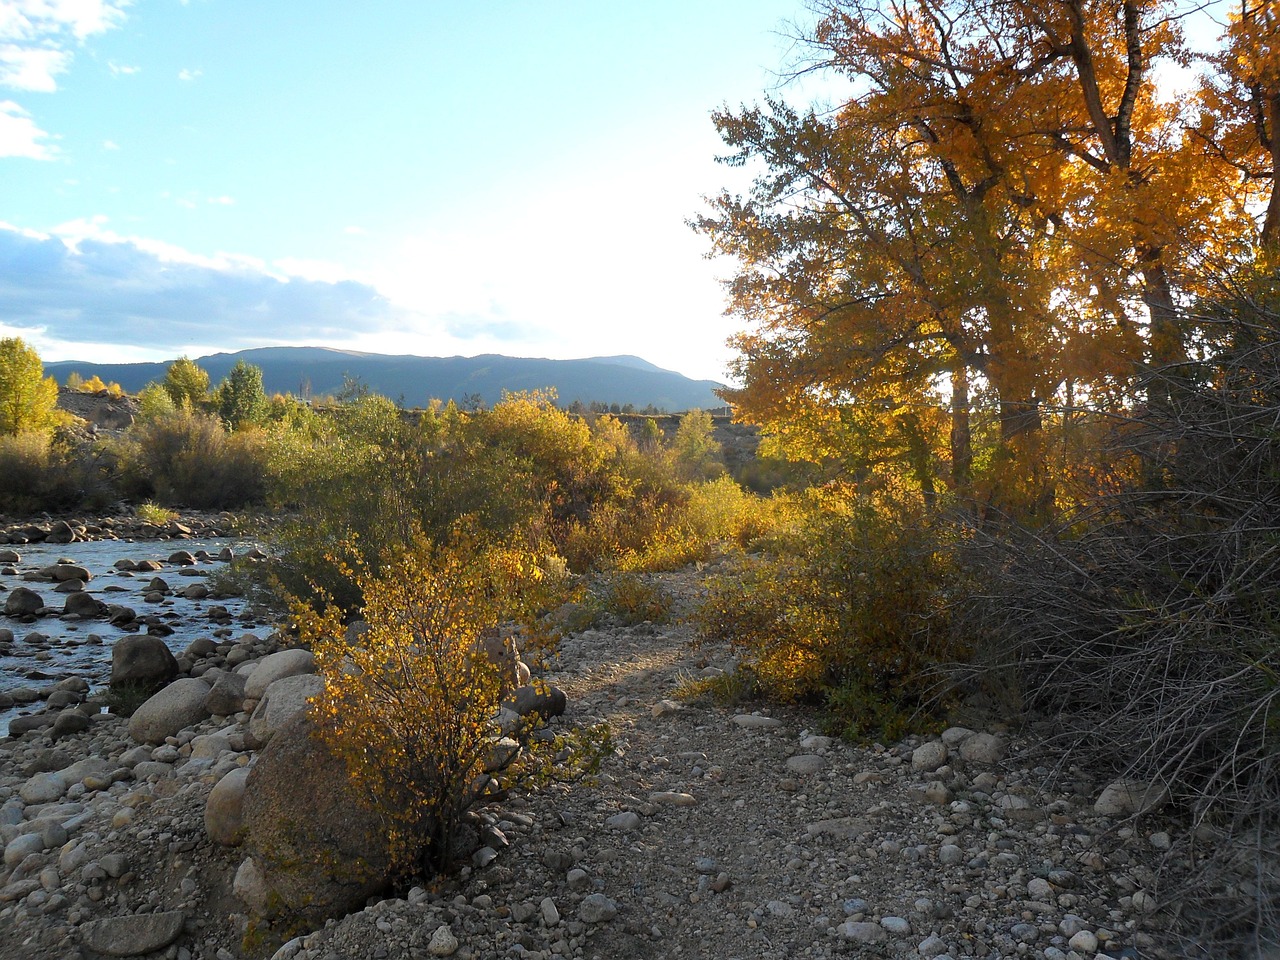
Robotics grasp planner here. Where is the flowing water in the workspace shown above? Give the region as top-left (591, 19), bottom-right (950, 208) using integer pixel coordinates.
top-left (0, 537), bottom-right (264, 734)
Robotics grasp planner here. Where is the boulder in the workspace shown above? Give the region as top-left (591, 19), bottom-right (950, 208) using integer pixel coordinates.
top-left (63, 591), bottom-right (105, 618)
top-left (80, 910), bottom-right (186, 957)
top-left (206, 767), bottom-right (252, 846)
top-left (504, 682), bottom-right (567, 721)
top-left (244, 648), bottom-right (316, 700)
top-left (205, 670), bottom-right (249, 716)
top-left (44, 521), bottom-right (78, 544)
top-left (111, 634), bottom-right (178, 690)
top-left (241, 711), bottom-right (392, 922)
top-left (128, 678), bottom-right (212, 744)
top-left (39, 562), bottom-right (91, 582)
top-left (249, 673), bottom-right (324, 745)
top-left (958, 732), bottom-right (1007, 765)
top-left (5, 587), bottom-right (44, 617)
top-left (1094, 778), bottom-right (1170, 817)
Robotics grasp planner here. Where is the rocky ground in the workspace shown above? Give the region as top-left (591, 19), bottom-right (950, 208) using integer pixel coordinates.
top-left (0, 544), bottom-right (1250, 960)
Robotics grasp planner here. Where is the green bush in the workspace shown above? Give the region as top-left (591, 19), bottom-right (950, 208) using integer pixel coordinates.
top-left (116, 410), bottom-right (269, 508)
top-left (0, 428), bottom-right (117, 514)
top-left (693, 489), bottom-right (961, 739)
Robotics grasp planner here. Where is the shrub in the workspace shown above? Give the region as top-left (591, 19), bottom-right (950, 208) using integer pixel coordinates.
top-left (693, 489), bottom-right (961, 740)
top-left (117, 410), bottom-right (269, 508)
top-left (0, 428), bottom-right (117, 514)
top-left (299, 534), bottom-right (599, 879)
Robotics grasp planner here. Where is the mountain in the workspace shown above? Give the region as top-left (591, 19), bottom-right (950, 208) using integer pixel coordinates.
top-left (43, 347), bottom-right (729, 412)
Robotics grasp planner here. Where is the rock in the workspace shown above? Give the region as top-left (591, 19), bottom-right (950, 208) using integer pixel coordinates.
top-left (881, 916), bottom-right (911, 935)
top-left (427, 925), bottom-right (459, 956)
top-left (4, 832), bottom-right (45, 868)
top-left (249, 673), bottom-right (324, 745)
top-left (0, 549), bottom-right (19, 563)
top-left (206, 767), bottom-right (252, 846)
top-left (1094, 778), bottom-right (1170, 817)
top-left (205, 669), bottom-right (249, 715)
top-left (649, 791), bottom-right (697, 806)
top-left (168, 549), bottom-right (197, 565)
top-left (919, 934), bottom-right (949, 957)
top-left (39, 562), bottom-right (90, 582)
top-left (44, 521), bottom-right (77, 544)
top-left (540, 896), bottom-right (560, 925)
top-left (958, 732), bottom-right (1006, 764)
top-left (241, 711), bottom-right (392, 923)
top-left (785, 754), bottom-right (826, 776)
top-left (839, 921), bottom-right (887, 942)
top-left (1068, 930), bottom-right (1099, 953)
top-left (606, 811), bottom-right (642, 831)
top-left (51, 709), bottom-right (91, 738)
top-left (504, 682), bottom-right (567, 720)
top-left (110, 634), bottom-right (179, 690)
top-left (63, 591), bottom-right (105, 618)
top-left (5, 586), bottom-right (44, 617)
top-left (578, 893), bottom-right (618, 923)
top-left (181, 583), bottom-right (210, 599)
top-left (54, 577), bottom-right (86, 593)
top-left (20, 771), bottom-right (66, 804)
top-left (732, 714), bottom-right (783, 729)
top-left (911, 740), bottom-right (948, 772)
top-left (127, 677), bottom-right (212, 744)
top-left (1027, 877), bottom-right (1053, 900)
top-left (244, 648), bottom-right (316, 700)
top-left (938, 844), bottom-right (965, 866)
top-left (80, 910), bottom-right (187, 957)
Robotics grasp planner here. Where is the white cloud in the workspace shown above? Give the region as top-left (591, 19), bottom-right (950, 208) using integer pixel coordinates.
top-left (102, 138), bottom-right (118, 149)
top-left (343, 225), bottom-right (367, 236)
top-left (0, 99), bottom-right (55, 158)
top-left (206, 195), bottom-right (234, 205)
top-left (0, 43), bottom-right (71, 92)
top-left (107, 60), bottom-right (138, 76)
top-left (0, 1), bottom-right (129, 92)
top-left (177, 67), bottom-right (201, 82)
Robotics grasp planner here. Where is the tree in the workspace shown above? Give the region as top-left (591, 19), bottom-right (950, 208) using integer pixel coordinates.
top-left (163, 356), bottom-right (211, 411)
top-left (671, 409), bottom-right (725, 481)
top-left (215, 359), bottom-right (268, 430)
top-left (699, 0), bottom-right (1260, 515)
top-left (0, 337), bottom-right (60, 437)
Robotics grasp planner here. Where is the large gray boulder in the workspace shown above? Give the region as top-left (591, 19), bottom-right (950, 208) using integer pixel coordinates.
top-left (204, 669), bottom-right (248, 716)
top-left (80, 910), bottom-right (186, 957)
top-left (39, 561), bottom-right (90, 582)
top-left (205, 766), bottom-right (252, 846)
top-left (241, 711), bottom-right (392, 922)
top-left (5, 587), bottom-right (44, 617)
top-left (244, 648), bottom-right (316, 700)
top-left (63, 591), bottom-right (105, 618)
top-left (128, 678), bottom-right (212, 744)
top-left (249, 673), bottom-right (324, 745)
top-left (111, 634), bottom-right (178, 690)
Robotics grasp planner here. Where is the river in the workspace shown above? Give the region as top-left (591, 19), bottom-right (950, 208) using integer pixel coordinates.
top-left (0, 536), bottom-right (265, 734)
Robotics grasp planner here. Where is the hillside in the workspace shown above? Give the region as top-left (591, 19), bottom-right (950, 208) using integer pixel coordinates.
top-left (43, 348), bottom-right (728, 412)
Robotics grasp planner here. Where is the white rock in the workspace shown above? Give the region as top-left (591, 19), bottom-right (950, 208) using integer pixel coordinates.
top-left (911, 741), bottom-right (948, 772)
top-left (606, 811), bottom-right (642, 831)
top-left (838, 921), bottom-right (887, 942)
top-left (1068, 930), bottom-right (1098, 953)
top-left (1027, 877), bottom-right (1053, 900)
top-left (785, 754), bottom-right (827, 776)
top-left (958, 732), bottom-right (1006, 764)
top-left (649, 791), bottom-right (697, 806)
top-left (881, 916), bottom-right (911, 935)
top-left (1094, 779), bottom-right (1169, 817)
top-left (427, 925), bottom-right (459, 957)
top-left (540, 896), bottom-right (560, 926)
top-left (732, 714), bottom-right (783, 729)
top-left (244, 649), bottom-right (316, 700)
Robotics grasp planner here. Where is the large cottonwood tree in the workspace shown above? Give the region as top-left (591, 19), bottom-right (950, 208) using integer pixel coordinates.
top-left (699, 0), bottom-right (1266, 514)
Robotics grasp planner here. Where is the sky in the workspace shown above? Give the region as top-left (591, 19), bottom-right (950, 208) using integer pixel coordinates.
top-left (0, 0), bottom-right (828, 383)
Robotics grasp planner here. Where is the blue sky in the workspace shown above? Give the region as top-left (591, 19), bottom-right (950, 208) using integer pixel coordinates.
top-left (0, 0), bottom-right (825, 382)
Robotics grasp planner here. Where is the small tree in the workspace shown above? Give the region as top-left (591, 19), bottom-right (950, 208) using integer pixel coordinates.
top-left (671, 409), bottom-right (724, 481)
top-left (64, 371), bottom-right (84, 391)
top-left (215, 359), bottom-right (268, 430)
top-left (0, 337), bottom-right (60, 436)
top-left (162, 356), bottom-right (211, 411)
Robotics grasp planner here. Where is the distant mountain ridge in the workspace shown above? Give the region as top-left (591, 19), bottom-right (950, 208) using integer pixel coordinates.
top-left (43, 347), bottom-right (728, 412)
